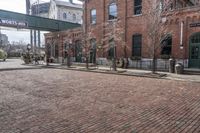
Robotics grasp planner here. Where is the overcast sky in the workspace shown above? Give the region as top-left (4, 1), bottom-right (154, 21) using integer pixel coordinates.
top-left (0, 0), bottom-right (82, 44)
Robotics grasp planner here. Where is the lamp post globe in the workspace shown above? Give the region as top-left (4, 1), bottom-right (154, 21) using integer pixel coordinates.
top-left (27, 44), bottom-right (31, 51)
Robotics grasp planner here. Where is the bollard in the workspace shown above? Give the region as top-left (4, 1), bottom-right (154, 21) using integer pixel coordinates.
top-left (175, 63), bottom-right (184, 74)
top-left (169, 58), bottom-right (175, 73)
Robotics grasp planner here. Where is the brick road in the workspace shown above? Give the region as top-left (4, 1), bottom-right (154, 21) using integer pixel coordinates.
top-left (0, 69), bottom-right (200, 133)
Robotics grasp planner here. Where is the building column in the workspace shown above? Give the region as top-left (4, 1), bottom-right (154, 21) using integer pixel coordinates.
top-left (34, 30), bottom-right (37, 54)
top-left (38, 30), bottom-right (41, 48)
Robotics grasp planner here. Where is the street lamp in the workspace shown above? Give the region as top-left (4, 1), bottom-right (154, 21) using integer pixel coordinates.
top-left (27, 43), bottom-right (31, 52)
top-left (26, 43), bottom-right (32, 64)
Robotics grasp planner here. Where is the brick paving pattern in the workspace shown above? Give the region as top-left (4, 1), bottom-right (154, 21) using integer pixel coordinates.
top-left (0, 69), bottom-right (200, 133)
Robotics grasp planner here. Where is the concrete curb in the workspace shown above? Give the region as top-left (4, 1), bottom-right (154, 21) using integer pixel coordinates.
top-left (43, 66), bottom-right (200, 83)
top-left (42, 65), bottom-right (167, 80)
top-left (0, 67), bottom-right (45, 72)
top-left (0, 65), bottom-right (199, 83)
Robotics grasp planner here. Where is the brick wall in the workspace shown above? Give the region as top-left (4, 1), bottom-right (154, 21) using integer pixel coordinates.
top-left (44, 28), bottom-right (82, 63)
top-left (84, 0), bottom-right (200, 61)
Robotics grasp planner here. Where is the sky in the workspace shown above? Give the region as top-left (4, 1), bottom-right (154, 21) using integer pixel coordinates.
top-left (0, 0), bottom-right (82, 44)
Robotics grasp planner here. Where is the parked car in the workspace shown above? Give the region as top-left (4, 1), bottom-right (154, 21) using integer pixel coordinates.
top-left (0, 49), bottom-right (7, 61)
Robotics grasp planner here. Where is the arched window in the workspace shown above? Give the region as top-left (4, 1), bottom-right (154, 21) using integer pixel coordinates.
top-left (73, 14), bottom-right (76, 21)
top-left (63, 13), bottom-right (67, 19)
top-left (108, 38), bottom-right (115, 58)
top-left (161, 34), bottom-right (172, 56)
top-left (90, 39), bottom-right (96, 63)
top-left (55, 44), bottom-right (59, 58)
top-left (108, 2), bottom-right (117, 20)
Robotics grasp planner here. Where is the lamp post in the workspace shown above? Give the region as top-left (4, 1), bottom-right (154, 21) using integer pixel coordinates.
top-left (0, 27), bottom-right (2, 48)
top-left (27, 43), bottom-right (31, 64)
top-left (27, 43), bottom-right (31, 52)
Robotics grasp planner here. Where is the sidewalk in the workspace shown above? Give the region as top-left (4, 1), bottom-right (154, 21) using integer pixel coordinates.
top-left (1, 59), bottom-right (199, 83)
top-left (45, 63), bottom-right (200, 83)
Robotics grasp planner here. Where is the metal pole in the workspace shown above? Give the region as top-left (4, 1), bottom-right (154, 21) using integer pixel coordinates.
top-left (38, 30), bottom-right (41, 48)
top-left (34, 30), bottom-right (37, 54)
top-left (0, 27), bottom-right (2, 48)
top-left (30, 30), bottom-right (33, 52)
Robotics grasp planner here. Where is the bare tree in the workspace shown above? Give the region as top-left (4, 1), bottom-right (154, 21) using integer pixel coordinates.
top-left (82, 19), bottom-right (129, 71)
top-left (144, 0), bottom-right (173, 73)
top-left (81, 25), bottom-right (96, 69)
top-left (101, 20), bottom-right (127, 71)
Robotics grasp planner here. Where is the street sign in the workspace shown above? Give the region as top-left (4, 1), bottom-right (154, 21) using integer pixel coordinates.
top-left (190, 22), bottom-right (200, 28)
top-left (0, 18), bottom-right (28, 28)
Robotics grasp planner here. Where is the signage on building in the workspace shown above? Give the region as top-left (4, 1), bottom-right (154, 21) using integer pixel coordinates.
top-left (0, 18), bottom-right (28, 28)
top-left (190, 22), bottom-right (200, 28)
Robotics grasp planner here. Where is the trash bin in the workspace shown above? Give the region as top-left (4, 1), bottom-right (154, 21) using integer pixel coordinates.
top-left (175, 63), bottom-right (184, 74)
top-left (169, 58), bottom-right (175, 73)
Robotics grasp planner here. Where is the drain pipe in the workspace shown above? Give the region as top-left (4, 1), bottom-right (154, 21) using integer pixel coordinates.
top-left (180, 21), bottom-right (184, 67)
top-left (180, 21), bottom-right (184, 48)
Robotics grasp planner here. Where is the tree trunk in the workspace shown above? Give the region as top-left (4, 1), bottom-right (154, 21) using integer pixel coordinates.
top-left (67, 55), bottom-right (71, 67)
top-left (86, 56), bottom-right (89, 69)
top-left (112, 46), bottom-right (117, 71)
top-left (152, 56), bottom-right (156, 74)
top-left (46, 54), bottom-right (49, 66)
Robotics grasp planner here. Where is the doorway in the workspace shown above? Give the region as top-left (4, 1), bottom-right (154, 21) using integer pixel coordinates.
top-left (189, 32), bottom-right (200, 68)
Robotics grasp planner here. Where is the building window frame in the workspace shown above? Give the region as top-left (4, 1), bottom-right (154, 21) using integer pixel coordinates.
top-left (63, 13), bottom-right (67, 19)
top-left (132, 34), bottom-right (142, 57)
top-left (90, 9), bottom-right (97, 24)
top-left (108, 2), bottom-right (117, 20)
top-left (161, 34), bottom-right (172, 57)
top-left (108, 38), bottom-right (115, 58)
top-left (134, 0), bottom-right (142, 15)
top-left (73, 14), bottom-right (76, 21)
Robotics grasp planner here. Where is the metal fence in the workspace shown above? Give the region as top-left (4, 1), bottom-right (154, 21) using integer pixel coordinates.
top-left (128, 59), bottom-right (169, 71)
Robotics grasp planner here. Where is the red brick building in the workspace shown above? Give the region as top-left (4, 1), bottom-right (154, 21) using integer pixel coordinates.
top-left (82, 0), bottom-right (200, 69)
top-left (45, 28), bottom-right (83, 63)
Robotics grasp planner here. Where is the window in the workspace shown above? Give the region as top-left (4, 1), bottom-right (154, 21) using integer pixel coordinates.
top-left (132, 34), bottom-right (142, 57)
top-left (90, 38), bottom-right (96, 49)
top-left (90, 9), bottom-right (97, 24)
top-left (161, 35), bottom-right (172, 56)
top-left (108, 39), bottom-right (115, 58)
top-left (159, 0), bottom-right (164, 10)
top-left (134, 0), bottom-right (142, 15)
top-left (73, 14), bottom-right (76, 21)
top-left (109, 3), bottom-right (117, 20)
top-left (55, 44), bottom-right (59, 58)
top-left (63, 13), bottom-right (67, 19)
top-left (90, 39), bottom-right (96, 63)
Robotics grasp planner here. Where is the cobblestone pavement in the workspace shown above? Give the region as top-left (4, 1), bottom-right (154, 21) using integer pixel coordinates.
top-left (0, 69), bottom-right (200, 133)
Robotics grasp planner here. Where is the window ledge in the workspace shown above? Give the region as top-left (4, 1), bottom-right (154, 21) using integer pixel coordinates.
top-left (107, 19), bottom-right (118, 22)
top-left (133, 14), bottom-right (142, 17)
top-left (90, 23), bottom-right (97, 25)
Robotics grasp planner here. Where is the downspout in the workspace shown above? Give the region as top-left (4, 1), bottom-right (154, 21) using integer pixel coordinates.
top-left (180, 21), bottom-right (184, 47)
top-left (180, 21), bottom-right (184, 66)
top-left (84, 1), bottom-right (87, 34)
top-left (123, 0), bottom-right (129, 68)
top-left (103, 0), bottom-right (106, 57)
top-left (125, 0), bottom-right (128, 58)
